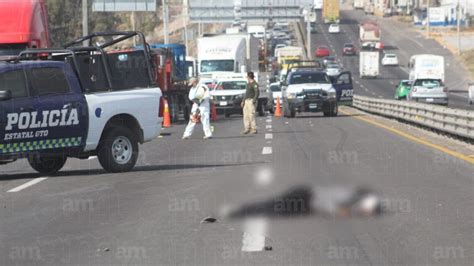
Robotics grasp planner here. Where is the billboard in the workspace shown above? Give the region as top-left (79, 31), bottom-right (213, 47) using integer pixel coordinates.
top-left (93, 0), bottom-right (156, 12)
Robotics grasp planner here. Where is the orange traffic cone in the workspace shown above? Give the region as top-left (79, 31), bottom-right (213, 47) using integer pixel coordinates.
top-left (211, 103), bottom-right (218, 121)
top-left (275, 96), bottom-right (282, 117)
top-left (163, 99), bottom-right (171, 128)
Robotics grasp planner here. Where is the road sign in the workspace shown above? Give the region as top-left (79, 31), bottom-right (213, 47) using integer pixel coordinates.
top-left (92, 0), bottom-right (156, 12)
top-left (189, 0), bottom-right (313, 23)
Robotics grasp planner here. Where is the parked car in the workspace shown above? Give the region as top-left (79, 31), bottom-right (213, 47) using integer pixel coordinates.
top-left (407, 78), bottom-right (448, 105)
top-left (328, 24), bottom-right (340, 33)
top-left (342, 43), bottom-right (357, 56)
top-left (382, 53), bottom-right (399, 66)
top-left (394, 80), bottom-right (412, 100)
top-left (315, 46), bottom-right (330, 57)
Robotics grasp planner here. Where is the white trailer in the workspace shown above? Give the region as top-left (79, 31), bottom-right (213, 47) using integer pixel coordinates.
top-left (197, 36), bottom-right (246, 75)
top-left (408, 54), bottom-right (445, 82)
top-left (359, 51), bottom-right (380, 78)
top-left (226, 33), bottom-right (260, 72)
top-left (313, 0), bottom-right (323, 10)
top-left (353, 0), bottom-right (364, 9)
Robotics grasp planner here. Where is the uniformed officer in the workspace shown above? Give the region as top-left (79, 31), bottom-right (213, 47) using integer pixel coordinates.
top-left (241, 72), bottom-right (259, 134)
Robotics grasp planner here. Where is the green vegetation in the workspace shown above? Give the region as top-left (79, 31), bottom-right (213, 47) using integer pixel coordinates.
top-left (45, 0), bottom-right (160, 46)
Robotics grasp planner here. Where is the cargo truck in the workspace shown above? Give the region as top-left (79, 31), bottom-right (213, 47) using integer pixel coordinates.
top-left (359, 51), bottom-right (380, 78)
top-left (198, 35), bottom-right (246, 76)
top-left (359, 21), bottom-right (383, 50)
top-left (323, 0), bottom-right (340, 24)
top-left (408, 54), bottom-right (445, 82)
top-left (353, 0), bottom-right (364, 10)
top-left (0, 0), bottom-right (50, 58)
top-left (313, 0), bottom-right (323, 10)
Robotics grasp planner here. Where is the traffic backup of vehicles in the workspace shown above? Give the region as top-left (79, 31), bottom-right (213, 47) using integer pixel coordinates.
top-left (281, 65), bottom-right (353, 118)
top-left (0, 0), bottom-right (50, 58)
top-left (382, 53), bottom-right (399, 66)
top-left (323, 0), bottom-right (340, 24)
top-left (407, 55), bottom-right (447, 105)
top-left (313, 0), bottom-right (323, 10)
top-left (359, 51), bottom-right (379, 78)
top-left (0, 32), bottom-right (163, 174)
top-left (342, 43), bottom-right (357, 56)
top-left (359, 21), bottom-right (382, 50)
top-left (211, 76), bottom-right (247, 117)
top-left (394, 80), bottom-right (412, 100)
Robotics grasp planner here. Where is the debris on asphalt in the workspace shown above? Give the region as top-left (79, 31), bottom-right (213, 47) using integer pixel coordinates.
top-left (264, 246), bottom-right (273, 251)
top-left (200, 216), bottom-right (219, 223)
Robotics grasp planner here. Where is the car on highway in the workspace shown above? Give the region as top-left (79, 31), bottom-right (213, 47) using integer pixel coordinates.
top-left (325, 63), bottom-right (342, 77)
top-left (407, 78), bottom-right (448, 105)
top-left (269, 82), bottom-right (282, 106)
top-left (323, 56), bottom-right (337, 67)
top-left (210, 78), bottom-right (247, 117)
top-left (328, 24), bottom-right (340, 33)
top-left (315, 46), bottom-right (330, 57)
top-left (394, 80), bottom-right (412, 100)
top-left (342, 43), bottom-right (357, 56)
top-left (281, 69), bottom-right (353, 117)
top-left (382, 53), bottom-right (399, 66)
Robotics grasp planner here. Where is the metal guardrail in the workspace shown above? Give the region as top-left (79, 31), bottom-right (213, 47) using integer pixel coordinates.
top-left (353, 95), bottom-right (474, 140)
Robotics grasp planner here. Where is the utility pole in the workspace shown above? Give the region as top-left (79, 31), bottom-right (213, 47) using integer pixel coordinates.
top-left (427, 0), bottom-right (430, 37)
top-left (162, 0), bottom-right (169, 44)
top-left (457, 0), bottom-right (461, 55)
top-left (82, 0), bottom-right (88, 46)
top-left (184, 0), bottom-right (189, 56)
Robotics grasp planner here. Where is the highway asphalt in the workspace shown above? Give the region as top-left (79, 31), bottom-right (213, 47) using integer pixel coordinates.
top-left (1, 108), bottom-right (473, 265)
top-left (310, 9), bottom-right (473, 110)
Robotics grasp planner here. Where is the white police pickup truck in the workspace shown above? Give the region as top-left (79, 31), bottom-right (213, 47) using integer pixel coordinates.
top-left (0, 32), bottom-right (163, 174)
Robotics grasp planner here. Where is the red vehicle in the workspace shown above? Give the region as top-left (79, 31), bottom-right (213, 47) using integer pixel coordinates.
top-left (315, 46), bottom-right (330, 57)
top-left (342, 43), bottom-right (357, 56)
top-left (0, 0), bottom-right (50, 58)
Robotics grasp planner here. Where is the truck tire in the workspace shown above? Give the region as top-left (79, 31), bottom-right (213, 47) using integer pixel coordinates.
top-left (28, 154), bottom-right (67, 175)
top-left (98, 126), bottom-right (139, 173)
top-left (324, 102), bottom-right (338, 117)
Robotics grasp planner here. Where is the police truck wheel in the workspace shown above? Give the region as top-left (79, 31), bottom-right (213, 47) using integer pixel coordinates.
top-left (258, 103), bottom-right (265, 117)
top-left (28, 154), bottom-right (67, 175)
top-left (98, 126), bottom-right (138, 173)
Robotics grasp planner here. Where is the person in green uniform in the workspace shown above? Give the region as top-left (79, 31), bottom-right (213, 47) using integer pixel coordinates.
top-left (241, 72), bottom-right (259, 134)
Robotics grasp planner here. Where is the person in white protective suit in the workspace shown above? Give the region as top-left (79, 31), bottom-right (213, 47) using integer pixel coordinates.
top-left (182, 77), bottom-right (213, 139)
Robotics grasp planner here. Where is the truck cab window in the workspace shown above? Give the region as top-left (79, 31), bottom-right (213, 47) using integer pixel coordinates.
top-left (30, 67), bottom-right (70, 95)
top-left (0, 70), bottom-right (28, 98)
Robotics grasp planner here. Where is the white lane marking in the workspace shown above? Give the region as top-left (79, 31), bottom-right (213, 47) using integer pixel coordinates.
top-left (364, 88), bottom-right (369, 92)
top-left (266, 119), bottom-right (272, 123)
top-left (265, 133), bottom-right (273, 140)
top-left (266, 125), bottom-right (272, 129)
top-left (390, 81), bottom-right (395, 85)
top-left (241, 218), bottom-right (268, 252)
top-left (355, 80), bottom-right (360, 84)
top-left (262, 147), bottom-right (272, 155)
top-left (87, 156), bottom-right (97, 160)
top-left (7, 177), bottom-right (48, 193)
top-left (371, 92), bottom-right (377, 95)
